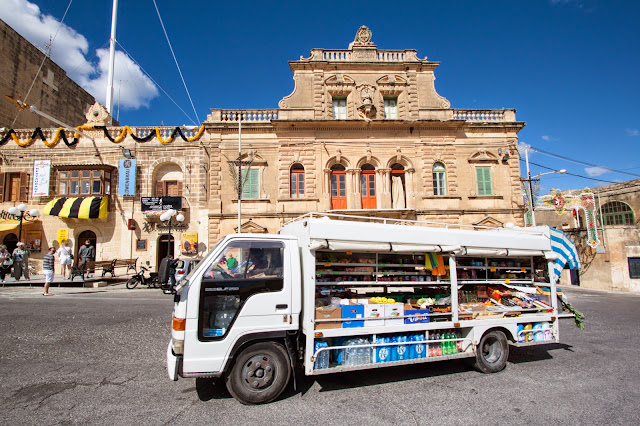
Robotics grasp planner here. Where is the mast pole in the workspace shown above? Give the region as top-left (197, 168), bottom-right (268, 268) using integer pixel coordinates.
top-left (105, 0), bottom-right (118, 124)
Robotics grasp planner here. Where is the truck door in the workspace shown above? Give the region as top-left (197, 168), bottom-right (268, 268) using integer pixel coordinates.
top-left (182, 239), bottom-right (292, 375)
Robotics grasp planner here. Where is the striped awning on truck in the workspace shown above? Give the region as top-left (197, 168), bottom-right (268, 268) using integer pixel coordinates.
top-left (44, 196), bottom-right (108, 219)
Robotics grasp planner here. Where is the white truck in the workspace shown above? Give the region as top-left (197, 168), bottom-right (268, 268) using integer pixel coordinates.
top-left (167, 213), bottom-right (579, 404)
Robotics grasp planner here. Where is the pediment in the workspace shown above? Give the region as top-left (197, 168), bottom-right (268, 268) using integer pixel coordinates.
top-left (325, 74), bottom-right (355, 96)
top-left (376, 74), bottom-right (408, 86)
top-left (468, 150), bottom-right (499, 163)
top-left (235, 220), bottom-right (268, 233)
top-left (473, 216), bottom-right (503, 228)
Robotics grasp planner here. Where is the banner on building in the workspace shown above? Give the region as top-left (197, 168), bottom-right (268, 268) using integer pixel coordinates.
top-left (181, 233), bottom-right (198, 254)
top-left (32, 160), bottom-right (51, 197)
top-left (57, 229), bottom-right (69, 243)
top-left (118, 159), bottom-right (137, 196)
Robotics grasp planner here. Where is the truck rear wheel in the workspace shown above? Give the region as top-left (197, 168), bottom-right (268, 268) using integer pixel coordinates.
top-left (225, 342), bottom-right (291, 405)
top-left (473, 330), bottom-right (509, 373)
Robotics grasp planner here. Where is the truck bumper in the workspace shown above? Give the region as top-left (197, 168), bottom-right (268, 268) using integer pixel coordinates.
top-left (166, 342), bottom-right (182, 381)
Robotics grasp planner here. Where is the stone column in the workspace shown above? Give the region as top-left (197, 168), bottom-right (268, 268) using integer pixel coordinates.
top-left (321, 168), bottom-right (331, 211)
top-left (354, 169), bottom-right (362, 209)
top-left (347, 169), bottom-right (357, 209)
top-left (406, 168), bottom-right (416, 209)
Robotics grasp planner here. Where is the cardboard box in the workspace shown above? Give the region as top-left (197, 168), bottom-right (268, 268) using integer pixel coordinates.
top-left (364, 304), bottom-right (384, 327)
top-left (384, 303), bottom-right (404, 325)
top-left (315, 306), bottom-right (342, 329)
top-left (341, 304), bottom-right (364, 328)
top-left (404, 308), bottom-right (430, 324)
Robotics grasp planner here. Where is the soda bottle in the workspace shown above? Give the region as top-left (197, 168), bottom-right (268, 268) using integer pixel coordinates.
top-left (456, 330), bottom-right (462, 352)
top-left (435, 332), bottom-right (442, 356)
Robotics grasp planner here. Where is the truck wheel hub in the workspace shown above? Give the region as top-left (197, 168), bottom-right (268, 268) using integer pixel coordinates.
top-left (243, 356), bottom-right (274, 389)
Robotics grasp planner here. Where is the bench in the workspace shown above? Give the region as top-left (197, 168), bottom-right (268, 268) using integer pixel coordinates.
top-left (69, 258), bottom-right (137, 281)
top-left (112, 258), bottom-right (138, 275)
top-left (70, 260), bottom-right (115, 281)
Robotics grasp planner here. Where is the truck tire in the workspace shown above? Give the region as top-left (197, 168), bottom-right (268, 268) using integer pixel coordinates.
top-left (126, 277), bottom-right (139, 289)
top-left (473, 330), bottom-right (509, 373)
top-left (225, 342), bottom-right (291, 405)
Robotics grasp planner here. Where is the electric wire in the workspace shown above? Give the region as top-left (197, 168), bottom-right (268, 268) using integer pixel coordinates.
top-left (116, 41), bottom-right (196, 125)
top-left (151, 0), bottom-right (200, 124)
top-left (11, 0), bottom-right (74, 128)
top-left (528, 144), bottom-right (640, 179)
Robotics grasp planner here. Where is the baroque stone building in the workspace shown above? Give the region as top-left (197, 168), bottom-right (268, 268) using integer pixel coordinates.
top-left (0, 27), bottom-right (527, 274)
top-left (536, 180), bottom-right (640, 293)
top-left (0, 19), bottom-right (96, 130)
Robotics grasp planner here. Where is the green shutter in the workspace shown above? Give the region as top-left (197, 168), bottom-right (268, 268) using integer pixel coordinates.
top-left (241, 169), bottom-right (259, 199)
top-left (476, 167), bottom-right (492, 196)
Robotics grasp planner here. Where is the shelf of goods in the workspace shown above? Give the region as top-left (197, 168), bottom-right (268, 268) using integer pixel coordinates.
top-left (313, 249), bottom-right (554, 335)
top-left (311, 328), bottom-right (476, 374)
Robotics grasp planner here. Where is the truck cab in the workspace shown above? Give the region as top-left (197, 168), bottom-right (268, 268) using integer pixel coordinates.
top-left (167, 233), bottom-right (301, 404)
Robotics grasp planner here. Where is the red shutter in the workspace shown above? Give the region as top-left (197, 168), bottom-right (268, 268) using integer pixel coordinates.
top-left (19, 173), bottom-right (29, 202)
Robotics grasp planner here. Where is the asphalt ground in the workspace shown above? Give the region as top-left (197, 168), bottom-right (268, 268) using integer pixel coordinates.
top-left (0, 284), bottom-right (638, 425)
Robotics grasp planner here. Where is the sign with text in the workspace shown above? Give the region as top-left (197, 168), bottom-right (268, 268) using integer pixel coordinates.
top-left (32, 160), bottom-right (51, 197)
top-left (181, 232), bottom-right (198, 254)
top-left (141, 196), bottom-right (182, 212)
top-left (118, 159), bottom-right (137, 196)
top-left (57, 229), bottom-right (68, 243)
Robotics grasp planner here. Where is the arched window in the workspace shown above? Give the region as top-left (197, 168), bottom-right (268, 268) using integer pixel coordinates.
top-left (432, 162), bottom-right (447, 196)
top-left (290, 163), bottom-right (304, 199)
top-left (360, 164), bottom-right (376, 209)
top-left (330, 164), bottom-right (346, 209)
top-left (154, 163), bottom-right (183, 197)
top-left (601, 201), bottom-right (635, 225)
top-left (390, 163), bottom-right (406, 209)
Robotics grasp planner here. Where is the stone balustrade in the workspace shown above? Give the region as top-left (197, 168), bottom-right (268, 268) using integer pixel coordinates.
top-left (208, 109), bottom-right (279, 123)
top-left (452, 109), bottom-right (516, 122)
top-left (308, 49), bottom-right (420, 62)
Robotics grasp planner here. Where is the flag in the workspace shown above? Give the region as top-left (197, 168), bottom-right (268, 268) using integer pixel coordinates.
top-left (424, 252), bottom-right (439, 271)
top-left (549, 227), bottom-right (581, 283)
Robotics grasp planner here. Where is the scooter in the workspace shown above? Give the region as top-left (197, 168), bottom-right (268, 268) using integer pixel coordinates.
top-left (126, 266), bottom-right (159, 289)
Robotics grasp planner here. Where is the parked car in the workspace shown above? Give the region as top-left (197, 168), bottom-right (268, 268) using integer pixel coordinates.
top-left (174, 258), bottom-right (202, 284)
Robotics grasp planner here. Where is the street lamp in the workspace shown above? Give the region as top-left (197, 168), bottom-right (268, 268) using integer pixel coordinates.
top-left (523, 166), bottom-right (567, 226)
top-left (159, 209), bottom-right (184, 256)
top-left (8, 204), bottom-right (39, 242)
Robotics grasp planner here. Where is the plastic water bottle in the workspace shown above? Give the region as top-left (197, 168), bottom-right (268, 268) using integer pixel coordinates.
top-left (361, 338), bottom-right (371, 365)
top-left (314, 341), bottom-right (329, 369)
top-left (542, 322), bottom-right (552, 341)
top-left (414, 334), bottom-right (425, 359)
top-left (456, 330), bottom-right (462, 353)
top-left (408, 335), bottom-right (416, 359)
top-left (397, 335), bottom-right (407, 361)
top-left (533, 323), bottom-right (543, 342)
top-left (517, 324), bottom-right (524, 343)
top-left (390, 336), bottom-right (398, 361)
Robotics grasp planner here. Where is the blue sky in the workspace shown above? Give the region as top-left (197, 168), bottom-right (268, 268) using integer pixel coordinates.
top-left (2, 0), bottom-right (639, 194)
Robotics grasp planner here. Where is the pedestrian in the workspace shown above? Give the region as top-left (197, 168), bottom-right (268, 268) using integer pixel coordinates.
top-left (56, 241), bottom-right (73, 279)
top-left (12, 242), bottom-right (28, 281)
top-left (78, 240), bottom-right (95, 278)
top-left (43, 246), bottom-right (56, 296)
top-left (159, 254), bottom-right (179, 290)
top-left (0, 245), bottom-right (12, 283)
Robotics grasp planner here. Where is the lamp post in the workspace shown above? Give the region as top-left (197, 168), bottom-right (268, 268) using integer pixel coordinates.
top-left (522, 148), bottom-right (567, 226)
top-left (160, 209), bottom-right (184, 256)
top-left (8, 204), bottom-right (39, 242)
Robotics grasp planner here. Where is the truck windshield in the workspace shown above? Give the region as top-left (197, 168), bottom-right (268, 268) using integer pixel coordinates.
top-left (198, 240), bottom-right (284, 340)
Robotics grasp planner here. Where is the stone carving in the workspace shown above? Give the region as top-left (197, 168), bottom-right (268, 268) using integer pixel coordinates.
top-left (84, 102), bottom-right (112, 126)
top-left (356, 84), bottom-right (377, 120)
top-left (349, 25), bottom-right (375, 49)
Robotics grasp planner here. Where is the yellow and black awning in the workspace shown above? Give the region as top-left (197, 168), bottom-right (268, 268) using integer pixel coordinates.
top-left (44, 196), bottom-right (108, 219)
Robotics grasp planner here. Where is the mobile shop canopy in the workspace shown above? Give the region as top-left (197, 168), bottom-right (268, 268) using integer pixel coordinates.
top-left (44, 196), bottom-right (108, 219)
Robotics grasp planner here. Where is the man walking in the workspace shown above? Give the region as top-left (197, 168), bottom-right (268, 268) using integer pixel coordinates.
top-left (43, 246), bottom-right (56, 296)
top-left (78, 240), bottom-right (95, 278)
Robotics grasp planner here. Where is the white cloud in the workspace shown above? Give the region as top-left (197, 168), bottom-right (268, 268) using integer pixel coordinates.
top-left (626, 128), bottom-right (639, 137)
top-left (0, 0), bottom-right (158, 110)
top-left (541, 135), bottom-right (560, 142)
top-left (585, 166), bottom-right (611, 177)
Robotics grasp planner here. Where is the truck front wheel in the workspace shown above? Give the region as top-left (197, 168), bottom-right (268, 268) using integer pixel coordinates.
top-left (473, 330), bottom-right (509, 373)
top-left (225, 342), bottom-right (291, 405)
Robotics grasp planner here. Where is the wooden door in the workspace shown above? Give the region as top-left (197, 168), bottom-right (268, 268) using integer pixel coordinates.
top-left (330, 171), bottom-right (346, 209)
top-left (360, 171), bottom-right (376, 209)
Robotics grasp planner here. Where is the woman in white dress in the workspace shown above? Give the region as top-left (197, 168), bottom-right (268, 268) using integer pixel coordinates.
top-left (56, 241), bottom-right (73, 279)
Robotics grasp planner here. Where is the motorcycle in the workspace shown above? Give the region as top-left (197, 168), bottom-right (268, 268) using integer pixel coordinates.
top-left (126, 266), bottom-right (159, 289)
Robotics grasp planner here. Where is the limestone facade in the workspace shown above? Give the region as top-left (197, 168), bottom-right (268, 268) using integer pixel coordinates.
top-left (536, 180), bottom-right (640, 293)
top-left (0, 27), bottom-right (527, 274)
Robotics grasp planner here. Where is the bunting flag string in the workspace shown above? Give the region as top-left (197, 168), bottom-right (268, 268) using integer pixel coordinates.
top-left (0, 123), bottom-right (205, 148)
